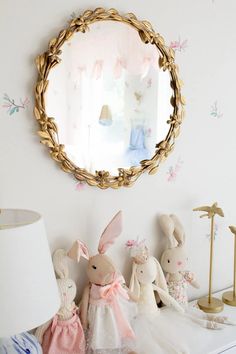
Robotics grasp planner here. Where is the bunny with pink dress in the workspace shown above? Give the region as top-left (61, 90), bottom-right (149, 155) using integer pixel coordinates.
top-left (35, 249), bottom-right (85, 354)
top-left (68, 211), bottom-right (137, 354)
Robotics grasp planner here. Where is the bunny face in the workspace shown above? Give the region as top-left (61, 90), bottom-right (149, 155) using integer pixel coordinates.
top-left (68, 211), bottom-right (123, 285)
top-left (57, 278), bottom-right (76, 307)
top-left (135, 257), bottom-right (157, 284)
top-left (161, 246), bottom-right (188, 274)
top-left (87, 254), bottom-right (116, 286)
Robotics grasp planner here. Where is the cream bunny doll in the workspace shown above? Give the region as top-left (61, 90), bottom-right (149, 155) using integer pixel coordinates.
top-left (129, 254), bottom-right (184, 315)
top-left (68, 211), bottom-right (137, 354)
top-left (159, 214), bottom-right (236, 329)
top-left (127, 241), bottom-right (190, 354)
top-left (35, 249), bottom-right (85, 354)
top-left (159, 214), bottom-right (199, 305)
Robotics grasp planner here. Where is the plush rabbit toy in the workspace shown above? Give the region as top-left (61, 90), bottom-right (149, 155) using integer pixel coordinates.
top-left (35, 249), bottom-right (85, 354)
top-left (129, 251), bottom-right (184, 315)
top-left (128, 241), bottom-right (191, 354)
top-left (159, 214), bottom-right (235, 329)
top-left (159, 214), bottom-right (199, 306)
top-left (68, 211), bottom-right (137, 354)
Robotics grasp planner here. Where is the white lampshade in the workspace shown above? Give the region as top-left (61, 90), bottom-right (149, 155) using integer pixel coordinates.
top-left (0, 209), bottom-right (60, 337)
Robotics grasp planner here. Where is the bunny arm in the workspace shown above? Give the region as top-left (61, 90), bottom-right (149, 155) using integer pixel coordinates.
top-left (127, 288), bottom-right (139, 302)
top-left (189, 279), bottom-right (200, 289)
top-left (165, 273), bottom-right (170, 282)
top-left (152, 284), bottom-right (184, 313)
top-left (34, 319), bottom-right (53, 344)
top-left (181, 271), bottom-right (200, 289)
top-left (80, 284), bottom-right (90, 329)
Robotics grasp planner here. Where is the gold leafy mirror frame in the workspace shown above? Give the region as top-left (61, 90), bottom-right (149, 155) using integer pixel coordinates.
top-left (34, 7), bottom-right (185, 189)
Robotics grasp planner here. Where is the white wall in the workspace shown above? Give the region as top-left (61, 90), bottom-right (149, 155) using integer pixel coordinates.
top-left (1, 0), bottom-right (236, 300)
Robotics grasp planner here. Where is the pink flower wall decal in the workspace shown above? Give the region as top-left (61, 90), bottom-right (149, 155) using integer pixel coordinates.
top-left (170, 37), bottom-right (188, 52)
top-left (167, 157), bottom-right (184, 182)
top-left (75, 181), bottom-right (86, 191)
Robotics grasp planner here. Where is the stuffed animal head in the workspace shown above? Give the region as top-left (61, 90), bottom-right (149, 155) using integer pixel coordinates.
top-left (53, 249), bottom-right (77, 309)
top-left (68, 211), bottom-right (122, 286)
top-left (159, 214), bottom-right (188, 274)
top-left (129, 255), bottom-right (168, 302)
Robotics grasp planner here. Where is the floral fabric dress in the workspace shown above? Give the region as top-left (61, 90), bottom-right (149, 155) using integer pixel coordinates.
top-left (167, 271), bottom-right (195, 306)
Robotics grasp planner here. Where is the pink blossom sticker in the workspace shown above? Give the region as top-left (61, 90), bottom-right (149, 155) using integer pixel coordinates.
top-left (75, 181), bottom-right (86, 191)
top-left (167, 157), bottom-right (184, 182)
top-left (170, 37), bottom-right (188, 52)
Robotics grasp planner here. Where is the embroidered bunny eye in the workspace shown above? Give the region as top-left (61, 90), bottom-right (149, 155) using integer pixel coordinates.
top-left (140, 270), bottom-right (143, 273)
top-left (92, 265), bottom-right (97, 269)
top-left (167, 259), bottom-right (170, 263)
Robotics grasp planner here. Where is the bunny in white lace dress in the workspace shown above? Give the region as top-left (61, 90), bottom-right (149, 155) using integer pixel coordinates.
top-left (68, 211), bottom-right (137, 354)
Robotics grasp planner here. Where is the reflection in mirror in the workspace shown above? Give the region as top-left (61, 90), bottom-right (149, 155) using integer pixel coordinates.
top-left (46, 21), bottom-right (173, 174)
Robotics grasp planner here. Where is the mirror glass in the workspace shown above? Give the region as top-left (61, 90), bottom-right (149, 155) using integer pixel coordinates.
top-left (45, 21), bottom-right (173, 174)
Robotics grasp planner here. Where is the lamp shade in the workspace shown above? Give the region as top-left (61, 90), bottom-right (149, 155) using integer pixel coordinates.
top-left (0, 209), bottom-right (60, 337)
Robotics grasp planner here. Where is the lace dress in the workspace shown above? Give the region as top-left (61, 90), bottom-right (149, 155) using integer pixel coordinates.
top-left (87, 276), bottom-right (136, 353)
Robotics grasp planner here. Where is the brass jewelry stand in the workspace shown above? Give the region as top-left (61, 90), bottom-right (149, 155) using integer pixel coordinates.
top-left (193, 202), bottom-right (224, 313)
top-left (222, 226), bottom-right (236, 306)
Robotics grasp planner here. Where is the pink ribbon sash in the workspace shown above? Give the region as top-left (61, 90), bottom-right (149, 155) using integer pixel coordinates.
top-left (99, 276), bottom-right (135, 340)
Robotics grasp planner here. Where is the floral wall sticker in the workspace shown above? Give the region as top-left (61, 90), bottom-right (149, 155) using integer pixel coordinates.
top-left (210, 101), bottom-right (223, 119)
top-left (167, 157), bottom-right (184, 182)
top-left (2, 93), bottom-right (29, 115)
top-left (170, 37), bottom-right (188, 53)
top-left (75, 181), bottom-right (86, 191)
top-left (206, 223), bottom-right (219, 241)
top-left (70, 11), bottom-right (77, 19)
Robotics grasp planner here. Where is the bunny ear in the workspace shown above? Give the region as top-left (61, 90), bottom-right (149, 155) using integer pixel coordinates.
top-left (129, 262), bottom-right (140, 299)
top-left (159, 214), bottom-right (176, 248)
top-left (170, 214), bottom-right (185, 246)
top-left (53, 249), bottom-right (69, 279)
top-left (98, 211), bottom-right (122, 254)
top-left (67, 240), bottom-right (90, 262)
top-left (153, 257), bottom-right (168, 299)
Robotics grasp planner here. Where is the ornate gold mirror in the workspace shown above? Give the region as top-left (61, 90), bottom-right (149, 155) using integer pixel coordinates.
top-left (34, 8), bottom-right (184, 189)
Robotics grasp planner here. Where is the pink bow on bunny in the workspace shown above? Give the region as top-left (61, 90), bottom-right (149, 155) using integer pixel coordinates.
top-left (100, 275), bottom-right (135, 339)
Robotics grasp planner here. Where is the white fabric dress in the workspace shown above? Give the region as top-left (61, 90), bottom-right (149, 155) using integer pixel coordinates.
top-left (87, 277), bottom-right (137, 353)
top-left (132, 283), bottom-right (190, 354)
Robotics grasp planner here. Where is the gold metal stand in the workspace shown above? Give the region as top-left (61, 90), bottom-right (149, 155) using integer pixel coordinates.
top-left (197, 297), bottom-right (224, 313)
top-left (222, 226), bottom-right (236, 306)
top-left (193, 202), bottom-right (224, 313)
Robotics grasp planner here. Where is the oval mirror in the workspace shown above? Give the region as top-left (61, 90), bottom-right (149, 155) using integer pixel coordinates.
top-left (35, 8), bottom-right (184, 188)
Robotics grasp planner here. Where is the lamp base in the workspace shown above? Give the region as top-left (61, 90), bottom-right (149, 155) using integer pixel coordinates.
top-left (222, 291), bottom-right (236, 306)
top-left (197, 296), bottom-right (224, 313)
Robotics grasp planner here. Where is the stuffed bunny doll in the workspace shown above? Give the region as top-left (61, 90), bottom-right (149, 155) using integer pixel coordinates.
top-left (159, 214), bottom-right (236, 329)
top-left (129, 254), bottom-right (184, 315)
top-left (35, 249), bottom-right (85, 354)
top-left (127, 241), bottom-right (190, 354)
top-left (68, 211), bottom-right (137, 354)
top-left (159, 214), bottom-right (199, 306)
